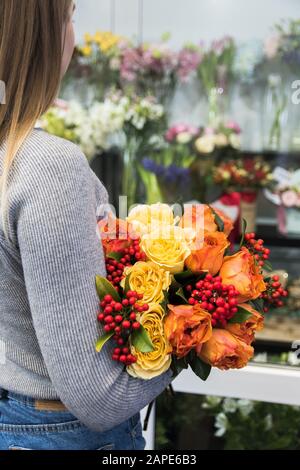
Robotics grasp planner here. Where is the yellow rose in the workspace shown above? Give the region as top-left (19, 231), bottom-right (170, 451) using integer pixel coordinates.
top-left (127, 304), bottom-right (172, 379)
top-left (127, 203), bottom-right (176, 237)
top-left (121, 261), bottom-right (171, 305)
top-left (141, 225), bottom-right (192, 274)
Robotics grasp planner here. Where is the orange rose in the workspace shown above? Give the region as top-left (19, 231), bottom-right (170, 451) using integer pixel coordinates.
top-left (180, 205), bottom-right (233, 237)
top-left (185, 231), bottom-right (230, 276)
top-left (226, 303), bottom-right (264, 345)
top-left (219, 247), bottom-right (266, 302)
top-left (99, 216), bottom-right (130, 256)
top-left (164, 304), bottom-right (212, 358)
top-left (198, 329), bottom-right (254, 370)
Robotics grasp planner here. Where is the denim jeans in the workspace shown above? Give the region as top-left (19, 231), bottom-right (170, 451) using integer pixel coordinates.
top-left (0, 389), bottom-right (145, 450)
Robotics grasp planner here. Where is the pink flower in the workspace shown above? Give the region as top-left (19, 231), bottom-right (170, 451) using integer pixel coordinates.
top-left (204, 127), bottom-right (215, 136)
top-left (264, 34), bottom-right (281, 60)
top-left (165, 124), bottom-right (199, 142)
top-left (54, 98), bottom-right (69, 110)
top-left (225, 120), bottom-right (241, 134)
top-left (281, 190), bottom-right (298, 208)
top-left (177, 47), bottom-right (203, 82)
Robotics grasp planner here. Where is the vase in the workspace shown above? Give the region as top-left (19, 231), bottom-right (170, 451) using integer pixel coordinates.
top-left (190, 154), bottom-right (215, 204)
top-left (240, 191), bottom-right (258, 234)
top-left (263, 74), bottom-right (288, 151)
top-left (138, 166), bottom-right (163, 204)
top-left (207, 87), bottom-right (224, 128)
top-left (122, 138), bottom-right (142, 210)
top-left (278, 206), bottom-right (300, 236)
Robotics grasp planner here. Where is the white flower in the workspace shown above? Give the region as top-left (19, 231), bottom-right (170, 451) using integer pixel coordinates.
top-left (264, 414), bottom-right (273, 431)
top-left (195, 135), bottom-right (215, 154)
top-left (237, 399), bottom-right (254, 417)
top-left (222, 398), bottom-right (238, 414)
top-left (287, 351), bottom-right (300, 366)
top-left (214, 412), bottom-right (229, 437)
top-left (202, 396), bottom-right (222, 409)
top-left (229, 133), bottom-right (241, 149)
top-left (176, 132), bottom-right (192, 144)
top-left (214, 133), bottom-right (228, 147)
top-left (252, 352), bottom-right (268, 363)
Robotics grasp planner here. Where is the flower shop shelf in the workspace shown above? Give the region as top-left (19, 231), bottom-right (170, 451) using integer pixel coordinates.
top-left (242, 150), bottom-right (300, 161)
top-left (255, 224), bottom-right (300, 247)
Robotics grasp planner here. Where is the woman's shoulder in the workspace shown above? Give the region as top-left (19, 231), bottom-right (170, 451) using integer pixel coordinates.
top-left (16, 129), bottom-right (89, 173)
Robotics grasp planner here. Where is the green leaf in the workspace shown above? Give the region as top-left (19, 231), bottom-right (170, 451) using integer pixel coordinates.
top-left (174, 269), bottom-right (194, 284)
top-left (251, 298), bottom-right (264, 314)
top-left (160, 290), bottom-right (169, 310)
top-left (95, 332), bottom-right (114, 353)
top-left (239, 219), bottom-right (248, 248)
top-left (132, 325), bottom-right (154, 353)
top-left (189, 355), bottom-right (212, 381)
top-left (229, 306), bottom-right (253, 324)
top-left (171, 356), bottom-right (189, 377)
top-left (124, 273), bottom-right (131, 295)
top-left (95, 275), bottom-right (121, 302)
top-left (175, 287), bottom-right (188, 304)
top-left (107, 251), bottom-right (122, 262)
top-left (263, 260), bottom-right (273, 272)
top-left (209, 206), bottom-right (225, 232)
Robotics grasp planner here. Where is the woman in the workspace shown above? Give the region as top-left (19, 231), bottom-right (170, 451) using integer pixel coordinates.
top-left (0, 0), bottom-right (172, 450)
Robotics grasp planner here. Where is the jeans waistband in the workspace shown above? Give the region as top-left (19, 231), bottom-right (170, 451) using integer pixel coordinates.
top-left (0, 387), bottom-right (68, 411)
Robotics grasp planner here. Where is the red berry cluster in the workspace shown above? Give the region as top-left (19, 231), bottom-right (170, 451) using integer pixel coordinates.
top-left (98, 291), bottom-right (149, 365)
top-left (244, 233), bottom-right (270, 268)
top-left (260, 275), bottom-right (288, 312)
top-left (106, 239), bottom-right (146, 289)
top-left (186, 274), bottom-right (239, 327)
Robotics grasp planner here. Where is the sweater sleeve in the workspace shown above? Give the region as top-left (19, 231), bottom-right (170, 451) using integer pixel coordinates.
top-left (14, 142), bottom-right (172, 432)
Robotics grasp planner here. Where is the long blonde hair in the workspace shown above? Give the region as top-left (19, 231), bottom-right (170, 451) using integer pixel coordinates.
top-left (0, 0), bottom-right (72, 234)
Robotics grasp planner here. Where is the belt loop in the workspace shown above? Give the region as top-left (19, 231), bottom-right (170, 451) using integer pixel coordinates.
top-left (0, 388), bottom-right (8, 400)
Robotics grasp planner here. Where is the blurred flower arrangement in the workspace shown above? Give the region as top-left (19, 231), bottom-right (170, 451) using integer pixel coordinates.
top-left (213, 157), bottom-right (274, 233)
top-left (141, 124), bottom-right (200, 203)
top-left (139, 120), bottom-right (241, 204)
top-left (265, 19), bottom-right (300, 71)
top-left (196, 36), bottom-right (236, 126)
top-left (213, 157), bottom-right (273, 191)
top-left (64, 31), bottom-right (126, 101)
top-left (118, 36), bottom-right (179, 104)
top-left (269, 168), bottom-right (300, 236)
top-left (41, 99), bottom-right (125, 159)
top-left (106, 91), bottom-right (166, 207)
top-left (202, 395), bottom-right (300, 450)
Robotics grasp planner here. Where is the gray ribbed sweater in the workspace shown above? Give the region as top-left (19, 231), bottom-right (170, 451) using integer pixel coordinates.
top-left (0, 130), bottom-right (172, 431)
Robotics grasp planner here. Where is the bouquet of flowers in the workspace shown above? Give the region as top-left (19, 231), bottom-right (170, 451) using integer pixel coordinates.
top-left (106, 91), bottom-right (166, 207)
top-left (119, 36), bottom-right (179, 104)
top-left (267, 168), bottom-right (300, 235)
top-left (213, 157), bottom-right (274, 233)
top-left (140, 124), bottom-right (200, 204)
top-left (194, 121), bottom-right (241, 156)
top-left (177, 44), bottom-right (203, 82)
top-left (94, 203), bottom-right (286, 381)
top-left (213, 157), bottom-right (273, 191)
top-left (197, 37), bottom-right (236, 126)
top-left (63, 31), bottom-right (126, 101)
top-left (41, 98), bottom-right (126, 159)
top-left (264, 19), bottom-right (300, 71)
